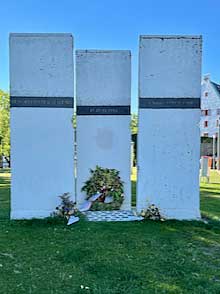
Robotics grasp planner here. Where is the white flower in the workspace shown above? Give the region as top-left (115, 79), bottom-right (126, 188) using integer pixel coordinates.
top-left (140, 210), bottom-right (145, 217)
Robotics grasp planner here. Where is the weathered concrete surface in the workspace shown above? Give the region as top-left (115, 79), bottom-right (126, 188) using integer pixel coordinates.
top-left (10, 33), bottom-right (74, 219)
top-left (137, 36), bottom-right (202, 219)
top-left (76, 50), bottom-right (131, 210)
top-left (139, 35), bottom-right (201, 98)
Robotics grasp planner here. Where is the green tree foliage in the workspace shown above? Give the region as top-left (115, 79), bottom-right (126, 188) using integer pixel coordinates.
top-left (131, 114), bottom-right (138, 166)
top-left (0, 90), bottom-right (10, 157)
top-left (131, 113), bottom-right (138, 134)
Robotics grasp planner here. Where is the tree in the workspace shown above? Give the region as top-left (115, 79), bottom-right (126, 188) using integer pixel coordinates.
top-left (131, 114), bottom-right (138, 166)
top-left (0, 90), bottom-right (10, 164)
top-left (131, 113), bottom-right (138, 135)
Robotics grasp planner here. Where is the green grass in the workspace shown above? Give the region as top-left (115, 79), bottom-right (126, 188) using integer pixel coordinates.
top-left (0, 169), bottom-right (10, 220)
top-left (0, 170), bottom-right (220, 294)
top-left (200, 171), bottom-right (220, 221)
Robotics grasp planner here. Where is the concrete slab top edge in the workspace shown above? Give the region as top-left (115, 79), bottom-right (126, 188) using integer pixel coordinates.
top-left (140, 35), bottom-right (202, 40)
top-left (76, 49), bottom-right (131, 55)
top-left (10, 33), bottom-right (73, 38)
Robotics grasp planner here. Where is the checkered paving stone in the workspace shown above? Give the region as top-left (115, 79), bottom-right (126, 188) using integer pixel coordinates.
top-left (83, 210), bottom-right (144, 222)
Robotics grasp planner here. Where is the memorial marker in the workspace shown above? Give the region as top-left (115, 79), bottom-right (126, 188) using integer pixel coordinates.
top-left (10, 33), bottom-right (74, 219)
top-left (76, 50), bottom-right (131, 210)
top-left (137, 35), bottom-right (202, 219)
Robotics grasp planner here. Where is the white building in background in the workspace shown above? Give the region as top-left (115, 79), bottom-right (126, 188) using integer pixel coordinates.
top-left (200, 74), bottom-right (220, 137)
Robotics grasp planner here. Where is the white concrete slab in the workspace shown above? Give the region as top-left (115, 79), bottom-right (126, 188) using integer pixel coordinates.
top-left (10, 33), bottom-right (74, 219)
top-left (76, 50), bottom-right (131, 210)
top-left (137, 109), bottom-right (200, 219)
top-left (139, 35), bottom-right (202, 99)
top-left (10, 33), bottom-right (74, 97)
top-left (137, 36), bottom-right (202, 220)
top-left (77, 116), bottom-right (131, 209)
top-left (76, 50), bottom-right (131, 106)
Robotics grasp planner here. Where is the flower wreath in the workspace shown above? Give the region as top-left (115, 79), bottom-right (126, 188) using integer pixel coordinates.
top-left (81, 166), bottom-right (124, 211)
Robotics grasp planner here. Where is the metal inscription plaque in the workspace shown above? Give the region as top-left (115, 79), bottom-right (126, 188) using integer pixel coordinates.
top-left (10, 97), bottom-right (73, 108)
top-left (77, 105), bottom-right (130, 115)
top-left (139, 98), bottom-right (200, 109)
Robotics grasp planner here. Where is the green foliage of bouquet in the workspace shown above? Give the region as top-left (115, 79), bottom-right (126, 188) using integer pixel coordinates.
top-left (81, 166), bottom-right (124, 211)
top-left (53, 192), bottom-right (78, 219)
top-left (141, 204), bottom-right (163, 221)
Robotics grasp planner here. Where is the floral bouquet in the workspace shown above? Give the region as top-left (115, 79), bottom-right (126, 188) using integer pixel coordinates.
top-left (81, 166), bottom-right (124, 211)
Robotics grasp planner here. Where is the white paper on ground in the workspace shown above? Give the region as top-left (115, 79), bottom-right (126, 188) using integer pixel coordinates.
top-left (67, 216), bottom-right (79, 225)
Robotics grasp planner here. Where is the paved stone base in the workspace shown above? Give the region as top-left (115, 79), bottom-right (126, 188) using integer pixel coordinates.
top-left (83, 210), bottom-right (144, 222)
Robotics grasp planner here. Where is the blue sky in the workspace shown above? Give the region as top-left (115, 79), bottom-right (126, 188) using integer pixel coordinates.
top-left (0, 0), bottom-right (219, 112)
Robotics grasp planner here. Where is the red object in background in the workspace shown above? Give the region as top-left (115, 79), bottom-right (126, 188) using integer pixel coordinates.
top-left (203, 156), bottom-right (213, 168)
top-left (208, 157), bottom-right (213, 168)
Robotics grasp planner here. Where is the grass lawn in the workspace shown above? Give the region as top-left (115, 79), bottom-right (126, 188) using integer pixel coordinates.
top-left (0, 170), bottom-right (220, 293)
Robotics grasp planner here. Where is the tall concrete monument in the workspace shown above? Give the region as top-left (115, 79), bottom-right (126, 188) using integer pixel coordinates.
top-left (137, 35), bottom-right (202, 219)
top-left (10, 33), bottom-right (74, 219)
top-left (76, 50), bottom-right (131, 210)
